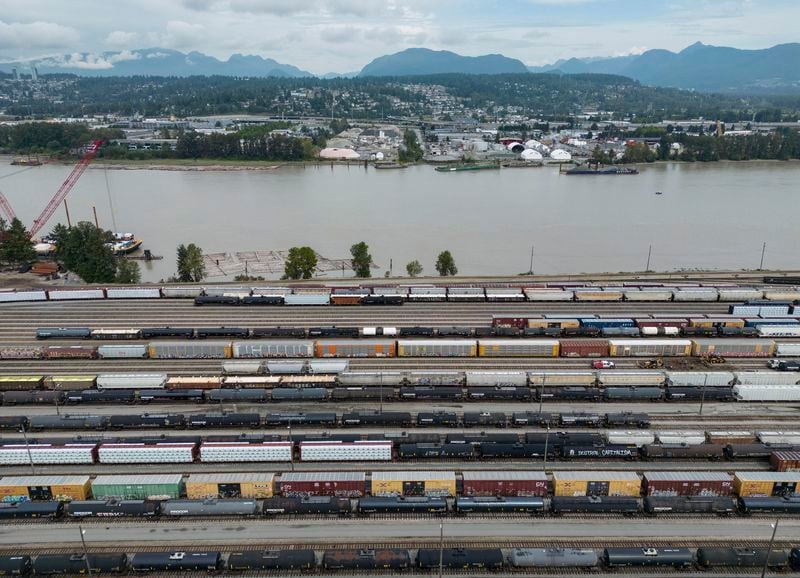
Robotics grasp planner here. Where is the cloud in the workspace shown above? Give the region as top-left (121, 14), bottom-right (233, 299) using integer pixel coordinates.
top-left (0, 20), bottom-right (80, 51)
top-left (33, 50), bottom-right (141, 70)
top-left (320, 25), bottom-right (360, 43)
top-left (105, 30), bottom-right (139, 49)
top-left (161, 20), bottom-right (206, 48)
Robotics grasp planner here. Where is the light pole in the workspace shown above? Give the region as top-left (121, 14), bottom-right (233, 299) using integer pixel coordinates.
top-left (438, 522), bottom-right (444, 578)
top-left (78, 525), bottom-right (92, 576)
top-left (543, 425), bottom-right (551, 471)
top-left (19, 427), bottom-right (35, 475)
top-left (761, 519), bottom-right (779, 578)
top-left (699, 373), bottom-right (708, 416)
top-left (538, 375), bottom-right (545, 415)
top-left (287, 422), bottom-right (295, 470)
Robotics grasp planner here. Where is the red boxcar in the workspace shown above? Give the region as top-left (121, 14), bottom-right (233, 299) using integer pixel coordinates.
top-left (278, 472), bottom-right (366, 497)
top-left (461, 471), bottom-right (548, 497)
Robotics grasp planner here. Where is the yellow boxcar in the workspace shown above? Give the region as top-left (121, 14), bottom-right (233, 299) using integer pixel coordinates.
top-left (734, 472), bottom-right (800, 497)
top-left (0, 375), bottom-right (44, 391)
top-left (553, 472), bottom-right (641, 497)
top-left (371, 472), bottom-right (456, 497)
top-left (690, 318), bottom-right (745, 328)
top-left (185, 473), bottom-right (275, 499)
top-left (0, 475), bottom-right (91, 502)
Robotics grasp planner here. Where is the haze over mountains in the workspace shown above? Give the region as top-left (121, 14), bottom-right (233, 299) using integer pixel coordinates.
top-left (3, 43), bottom-right (799, 93)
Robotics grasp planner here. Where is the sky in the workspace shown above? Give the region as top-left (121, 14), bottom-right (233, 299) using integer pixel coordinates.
top-left (0, 0), bottom-right (798, 74)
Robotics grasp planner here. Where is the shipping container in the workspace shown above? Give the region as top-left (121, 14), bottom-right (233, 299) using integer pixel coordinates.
top-left (609, 339), bottom-right (691, 357)
top-left (278, 472), bottom-right (366, 497)
top-left (397, 340), bottom-right (477, 357)
top-left (148, 341), bottom-right (232, 359)
top-left (552, 471), bottom-right (641, 497)
top-left (734, 472), bottom-right (800, 497)
top-left (643, 472), bottom-right (733, 497)
top-left (299, 441), bottom-right (392, 461)
top-left (559, 339), bottom-right (609, 357)
top-left (315, 339), bottom-right (396, 358)
top-left (233, 340), bottom-right (314, 358)
top-left (97, 344), bottom-right (149, 359)
top-left (92, 474), bottom-right (184, 500)
top-left (461, 471), bottom-right (548, 497)
top-left (371, 471), bottom-right (456, 497)
top-left (96, 373), bottom-right (167, 390)
top-left (199, 442), bottom-right (292, 463)
top-left (0, 475), bottom-right (91, 502)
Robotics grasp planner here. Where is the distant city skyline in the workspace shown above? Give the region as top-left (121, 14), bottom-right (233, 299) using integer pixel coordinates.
top-left (1, 0), bottom-right (798, 74)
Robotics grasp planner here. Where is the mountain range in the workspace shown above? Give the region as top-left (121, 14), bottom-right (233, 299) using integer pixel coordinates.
top-left (3, 42), bottom-right (799, 93)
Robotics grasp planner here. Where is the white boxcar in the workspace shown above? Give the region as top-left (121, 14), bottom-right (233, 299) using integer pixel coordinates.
top-left (98, 443), bottom-right (196, 463)
top-left (447, 287), bottom-right (485, 300)
top-left (203, 286), bottom-right (249, 297)
top-left (222, 360), bottom-right (263, 374)
top-left (465, 371), bottom-right (527, 387)
top-left (717, 288), bottom-right (764, 301)
top-left (735, 371), bottom-right (800, 386)
top-left (756, 431), bottom-right (800, 445)
top-left (729, 305), bottom-right (761, 316)
top-left (776, 343), bottom-right (800, 357)
top-left (672, 288), bottom-right (719, 301)
top-left (251, 286), bottom-right (291, 296)
top-left (597, 371), bottom-right (665, 386)
top-left (338, 371), bottom-right (405, 386)
top-left (759, 326), bottom-right (800, 337)
top-left (606, 431), bottom-right (656, 447)
top-left (48, 289), bottom-right (105, 300)
top-left (97, 345), bottom-right (149, 359)
top-left (524, 289), bottom-right (574, 301)
top-left (528, 371), bottom-right (597, 386)
top-left (233, 341), bottom-right (314, 358)
top-left (284, 294), bottom-right (330, 306)
top-left (407, 289), bottom-right (447, 301)
top-left (666, 371), bottom-right (735, 386)
top-left (161, 286), bottom-right (204, 298)
top-left (308, 360), bottom-right (350, 374)
top-left (0, 444), bottom-right (96, 465)
top-left (486, 288), bottom-right (524, 301)
top-left (734, 384), bottom-right (800, 402)
top-left (654, 431), bottom-right (707, 445)
top-left (299, 441), bottom-right (392, 461)
top-left (199, 442), bottom-right (292, 463)
top-left (105, 288), bottom-right (161, 299)
top-left (0, 290), bottom-right (48, 302)
top-left (763, 287), bottom-right (800, 301)
top-left (96, 373), bottom-right (167, 389)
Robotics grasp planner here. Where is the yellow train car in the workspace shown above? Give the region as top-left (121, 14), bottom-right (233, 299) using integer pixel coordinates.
top-left (478, 339), bottom-right (559, 357)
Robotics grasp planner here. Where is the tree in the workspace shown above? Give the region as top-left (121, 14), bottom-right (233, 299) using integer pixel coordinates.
top-left (115, 259), bottom-right (141, 284)
top-left (398, 129), bottom-right (424, 163)
top-left (406, 260), bottom-right (423, 277)
top-left (283, 246), bottom-right (317, 280)
top-left (52, 221), bottom-right (116, 283)
top-left (176, 243), bottom-right (205, 282)
top-left (435, 250), bottom-right (458, 276)
top-left (0, 218), bottom-right (36, 266)
top-left (350, 241), bottom-right (372, 278)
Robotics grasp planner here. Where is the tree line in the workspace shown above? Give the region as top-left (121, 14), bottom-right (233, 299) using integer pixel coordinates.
top-left (0, 123), bottom-right (123, 155)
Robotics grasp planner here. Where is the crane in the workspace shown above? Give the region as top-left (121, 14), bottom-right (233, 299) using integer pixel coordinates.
top-left (0, 139), bottom-right (103, 238)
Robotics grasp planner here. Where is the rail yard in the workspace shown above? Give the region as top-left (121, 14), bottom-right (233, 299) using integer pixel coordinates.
top-left (2, 279), bottom-right (800, 576)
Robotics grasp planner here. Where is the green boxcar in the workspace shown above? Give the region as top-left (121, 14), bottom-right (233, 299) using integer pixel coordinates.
top-left (91, 474), bottom-right (184, 500)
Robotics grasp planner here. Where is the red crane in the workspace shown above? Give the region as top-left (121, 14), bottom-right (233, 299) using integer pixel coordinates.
top-left (0, 139), bottom-right (103, 238)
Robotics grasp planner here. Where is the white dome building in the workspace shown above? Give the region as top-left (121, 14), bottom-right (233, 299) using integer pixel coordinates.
top-left (520, 149), bottom-right (543, 161)
top-left (549, 149), bottom-right (572, 161)
top-left (507, 142), bottom-right (525, 153)
top-left (320, 148), bottom-right (360, 160)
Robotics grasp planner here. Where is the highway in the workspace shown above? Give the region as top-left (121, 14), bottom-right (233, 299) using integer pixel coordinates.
top-left (2, 518), bottom-right (799, 549)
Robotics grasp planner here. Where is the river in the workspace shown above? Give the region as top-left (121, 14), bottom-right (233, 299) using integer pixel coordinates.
top-left (0, 160), bottom-right (798, 283)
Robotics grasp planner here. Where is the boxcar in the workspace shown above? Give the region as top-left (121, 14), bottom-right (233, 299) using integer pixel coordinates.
top-left (697, 547), bottom-right (789, 569)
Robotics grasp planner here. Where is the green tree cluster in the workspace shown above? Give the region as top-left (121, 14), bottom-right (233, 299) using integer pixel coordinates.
top-left (51, 222), bottom-right (117, 283)
top-left (405, 260), bottom-right (423, 277)
top-left (0, 122), bottom-right (123, 154)
top-left (176, 244), bottom-right (206, 282)
top-left (435, 251), bottom-right (458, 276)
top-left (350, 242), bottom-right (372, 278)
top-left (398, 129), bottom-right (424, 163)
top-left (283, 246), bottom-right (318, 280)
top-left (0, 218), bottom-right (36, 266)
top-left (115, 259), bottom-right (141, 284)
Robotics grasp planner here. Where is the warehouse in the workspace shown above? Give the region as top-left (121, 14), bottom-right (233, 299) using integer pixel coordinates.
top-left (643, 472), bottom-right (733, 497)
top-left (0, 475), bottom-right (91, 502)
top-left (371, 471), bottom-right (457, 497)
top-left (552, 472), bottom-right (641, 497)
top-left (608, 339), bottom-right (692, 357)
top-left (279, 472), bottom-right (366, 497)
top-left (479, 339), bottom-right (559, 357)
top-left (185, 473), bottom-right (275, 499)
top-left (92, 474), bottom-right (184, 500)
top-left (733, 472), bottom-right (800, 497)
top-left (461, 471), bottom-right (548, 497)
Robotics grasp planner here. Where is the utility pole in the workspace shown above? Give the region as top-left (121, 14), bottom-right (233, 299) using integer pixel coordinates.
top-left (63, 198), bottom-right (72, 228)
top-left (78, 525), bottom-right (92, 576)
top-left (92, 205), bottom-right (99, 228)
top-left (438, 522), bottom-right (444, 578)
top-left (287, 423), bottom-right (294, 472)
top-left (528, 244), bottom-right (534, 275)
top-left (538, 375), bottom-right (545, 415)
top-left (20, 427), bottom-right (35, 475)
top-left (645, 244), bottom-right (652, 272)
top-left (759, 242), bottom-right (767, 270)
top-left (699, 373), bottom-right (708, 416)
top-left (761, 520), bottom-right (779, 578)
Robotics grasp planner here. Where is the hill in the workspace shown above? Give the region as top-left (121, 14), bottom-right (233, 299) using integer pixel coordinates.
top-left (359, 48), bottom-right (528, 77)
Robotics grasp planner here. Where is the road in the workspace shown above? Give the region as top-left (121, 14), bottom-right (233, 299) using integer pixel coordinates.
top-left (2, 518), bottom-right (798, 548)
